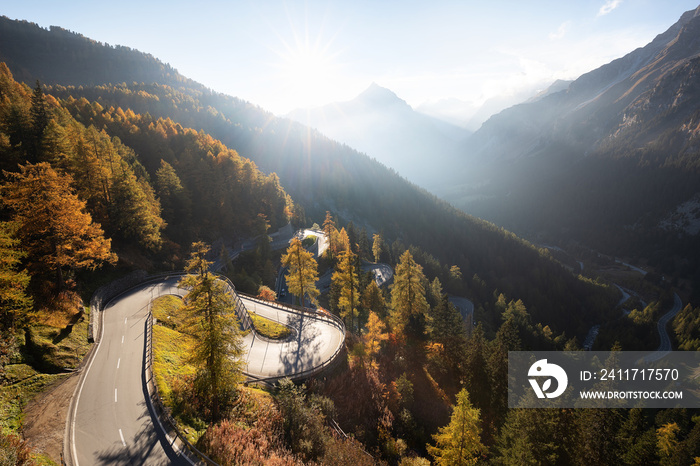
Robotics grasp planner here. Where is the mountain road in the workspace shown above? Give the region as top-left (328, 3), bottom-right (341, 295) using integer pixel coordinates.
top-left (68, 276), bottom-right (344, 465)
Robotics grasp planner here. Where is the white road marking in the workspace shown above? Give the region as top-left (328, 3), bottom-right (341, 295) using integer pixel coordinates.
top-left (71, 289), bottom-right (108, 466)
top-left (117, 358), bottom-right (120, 369)
top-left (121, 335), bottom-right (124, 344)
top-left (119, 429), bottom-right (126, 446)
top-left (124, 317), bottom-right (127, 324)
top-left (114, 388), bottom-right (118, 403)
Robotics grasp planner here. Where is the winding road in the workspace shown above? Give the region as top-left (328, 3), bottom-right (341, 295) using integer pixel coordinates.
top-left (68, 276), bottom-right (344, 465)
top-left (645, 292), bottom-right (683, 362)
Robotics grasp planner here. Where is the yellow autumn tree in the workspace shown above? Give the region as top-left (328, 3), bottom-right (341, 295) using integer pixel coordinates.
top-left (428, 388), bottom-right (486, 466)
top-left (363, 311), bottom-right (388, 368)
top-left (372, 233), bottom-right (383, 263)
top-left (390, 250), bottom-right (429, 337)
top-left (282, 237), bottom-right (319, 307)
top-left (332, 249), bottom-right (359, 332)
top-left (1, 163), bottom-right (116, 290)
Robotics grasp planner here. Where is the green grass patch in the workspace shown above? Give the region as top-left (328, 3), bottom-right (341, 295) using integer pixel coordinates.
top-left (248, 312), bottom-right (293, 340)
top-left (152, 325), bottom-right (195, 404)
top-left (152, 294), bottom-right (187, 331)
top-left (151, 295), bottom-right (203, 444)
top-left (29, 313), bottom-right (91, 371)
top-left (0, 373), bottom-right (67, 432)
top-left (0, 302), bottom-right (92, 436)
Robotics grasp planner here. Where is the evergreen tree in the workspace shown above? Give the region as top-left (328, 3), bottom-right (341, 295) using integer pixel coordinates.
top-left (428, 294), bottom-right (467, 377)
top-left (332, 249), bottom-right (360, 332)
top-left (155, 159), bottom-right (192, 241)
top-left (29, 80), bottom-right (49, 161)
top-left (0, 222), bottom-right (32, 332)
top-left (493, 408), bottom-right (576, 465)
top-left (617, 408), bottom-right (658, 465)
top-left (575, 408), bottom-right (624, 466)
top-left (462, 323), bottom-right (492, 440)
top-left (179, 242), bottom-right (244, 422)
top-left (282, 237), bottom-right (319, 307)
top-left (372, 233), bottom-right (383, 263)
top-left (389, 250), bottom-right (429, 337)
top-left (427, 388), bottom-right (486, 466)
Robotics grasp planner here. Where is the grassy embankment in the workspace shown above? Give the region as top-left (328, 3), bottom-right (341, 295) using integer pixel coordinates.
top-left (0, 293), bottom-right (92, 465)
top-left (151, 294), bottom-right (292, 444)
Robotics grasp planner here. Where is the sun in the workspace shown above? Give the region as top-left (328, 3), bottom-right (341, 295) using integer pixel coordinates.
top-left (274, 31), bottom-right (345, 110)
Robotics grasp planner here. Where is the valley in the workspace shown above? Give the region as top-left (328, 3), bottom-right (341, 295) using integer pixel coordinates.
top-left (1, 4), bottom-right (699, 465)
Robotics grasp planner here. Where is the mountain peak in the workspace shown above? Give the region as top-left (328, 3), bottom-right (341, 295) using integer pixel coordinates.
top-left (356, 82), bottom-right (408, 107)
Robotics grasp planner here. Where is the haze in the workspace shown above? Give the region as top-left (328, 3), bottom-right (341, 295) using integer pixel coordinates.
top-left (3, 0), bottom-right (698, 124)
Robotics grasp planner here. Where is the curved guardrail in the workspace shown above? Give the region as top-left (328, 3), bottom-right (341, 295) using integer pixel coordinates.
top-left (237, 292), bottom-right (346, 384)
top-left (145, 304), bottom-right (217, 465)
top-left (71, 270), bottom-right (346, 466)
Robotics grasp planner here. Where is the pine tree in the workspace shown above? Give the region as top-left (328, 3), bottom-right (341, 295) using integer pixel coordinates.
top-left (0, 222), bottom-right (32, 332)
top-left (179, 242), bottom-right (244, 422)
top-left (1, 163), bottom-right (116, 290)
top-left (427, 388), bottom-right (486, 466)
top-left (428, 294), bottom-right (467, 377)
top-left (372, 233), bottom-right (383, 263)
top-left (155, 159), bottom-right (192, 241)
top-left (493, 408), bottom-right (576, 465)
top-left (361, 279), bottom-right (387, 320)
top-left (29, 80), bottom-right (49, 162)
top-left (332, 249), bottom-right (359, 332)
top-left (389, 250), bottom-right (429, 337)
top-left (322, 211), bottom-right (337, 261)
top-left (282, 237), bottom-right (319, 307)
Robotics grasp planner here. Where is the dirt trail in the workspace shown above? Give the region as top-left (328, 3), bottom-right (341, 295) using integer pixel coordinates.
top-left (22, 372), bottom-right (79, 464)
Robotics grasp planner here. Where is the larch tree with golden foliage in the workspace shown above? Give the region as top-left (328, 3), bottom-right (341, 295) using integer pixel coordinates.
top-left (428, 388), bottom-right (486, 466)
top-left (372, 233), bottom-right (383, 263)
top-left (282, 237), bottom-right (319, 307)
top-left (332, 249), bottom-right (359, 332)
top-left (322, 211), bottom-right (337, 261)
top-left (1, 163), bottom-right (116, 291)
top-left (390, 250), bottom-right (429, 337)
top-left (179, 242), bottom-right (244, 422)
top-left (363, 311), bottom-right (388, 368)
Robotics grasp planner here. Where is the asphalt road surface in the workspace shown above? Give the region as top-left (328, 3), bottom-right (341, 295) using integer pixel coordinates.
top-left (70, 277), bottom-right (344, 465)
top-left (645, 292), bottom-right (682, 362)
top-left (71, 280), bottom-right (187, 465)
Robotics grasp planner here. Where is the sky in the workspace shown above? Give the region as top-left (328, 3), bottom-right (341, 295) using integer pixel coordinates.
top-left (3, 0), bottom-right (699, 117)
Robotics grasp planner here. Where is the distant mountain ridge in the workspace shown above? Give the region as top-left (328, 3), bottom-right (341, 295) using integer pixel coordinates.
top-left (466, 5), bottom-right (700, 164)
top-left (0, 16), bottom-right (195, 89)
top-left (287, 83), bottom-right (471, 190)
top-left (442, 5), bottom-right (700, 289)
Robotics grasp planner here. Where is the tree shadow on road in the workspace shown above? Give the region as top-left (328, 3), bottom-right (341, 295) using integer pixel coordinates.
top-left (277, 312), bottom-right (325, 377)
top-left (94, 319), bottom-right (190, 465)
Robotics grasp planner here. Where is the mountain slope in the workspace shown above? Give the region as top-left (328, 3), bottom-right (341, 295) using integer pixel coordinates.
top-left (446, 6), bottom-right (700, 289)
top-left (287, 83), bottom-right (471, 190)
top-left (0, 16), bottom-right (193, 89)
top-left (0, 16), bottom-right (619, 336)
top-left (466, 5), bottom-right (700, 164)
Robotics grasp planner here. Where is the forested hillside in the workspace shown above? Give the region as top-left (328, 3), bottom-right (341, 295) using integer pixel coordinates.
top-left (0, 17), bottom-right (623, 340)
